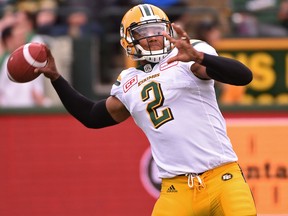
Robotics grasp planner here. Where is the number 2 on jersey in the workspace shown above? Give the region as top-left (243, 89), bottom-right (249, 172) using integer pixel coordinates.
top-left (141, 81), bottom-right (174, 128)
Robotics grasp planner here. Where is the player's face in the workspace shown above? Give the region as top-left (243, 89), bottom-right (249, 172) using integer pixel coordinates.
top-left (132, 23), bottom-right (166, 51)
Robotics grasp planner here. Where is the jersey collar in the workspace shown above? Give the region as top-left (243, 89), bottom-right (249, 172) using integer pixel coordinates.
top-left (137, 62), bottom-right (157, 73)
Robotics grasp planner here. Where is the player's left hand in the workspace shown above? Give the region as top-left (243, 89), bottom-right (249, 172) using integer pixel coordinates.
top-left (163, 23), bottom-right (204, 64)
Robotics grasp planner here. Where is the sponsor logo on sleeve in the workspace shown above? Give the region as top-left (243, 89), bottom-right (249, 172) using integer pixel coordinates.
top-left (123, 75), bottom-right (138, 93)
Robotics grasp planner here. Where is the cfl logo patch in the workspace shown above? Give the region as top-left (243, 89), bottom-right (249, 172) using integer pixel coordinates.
top-left (222, 173), bottom-right (233, 181)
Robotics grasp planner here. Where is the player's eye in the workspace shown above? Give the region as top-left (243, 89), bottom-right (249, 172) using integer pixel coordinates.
top-left (132, 24), bottom-right (166, 39)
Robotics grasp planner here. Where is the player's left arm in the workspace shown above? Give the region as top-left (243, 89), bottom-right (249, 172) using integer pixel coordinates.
top-left (192, 53), bottom-right (253, 86)
top-left (163, 23), bottom-right (253, 86)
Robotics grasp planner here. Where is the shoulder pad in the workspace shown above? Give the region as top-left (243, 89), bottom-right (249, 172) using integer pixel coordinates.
top-left (114, 68), bottom-right (135, 86)
top-left (189, 39), bottom-right (206, 47)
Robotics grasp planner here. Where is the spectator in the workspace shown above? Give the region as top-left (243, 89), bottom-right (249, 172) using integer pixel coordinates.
top-left (65, 7), bottom-right (101, 38)
top-left (278, 0), bottom-right (288, 30)
top-left (0, 4), bottom-right (16, 55)
top-left (194, 20), bottom-right (222, 47)
top-left (36, 8), bottom-right (59, 36)
top-left (48, 7), bottom-right (102, 38)
top-left (0, 24), bottom-right (50, 107)
top-left (231, 10), bottom-right (288, 37)
top-left (14, 10), bottom-right (45, 43)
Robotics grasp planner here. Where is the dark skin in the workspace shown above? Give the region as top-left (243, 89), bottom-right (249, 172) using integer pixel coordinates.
top-left (35, 23), bottom-right (208, 123)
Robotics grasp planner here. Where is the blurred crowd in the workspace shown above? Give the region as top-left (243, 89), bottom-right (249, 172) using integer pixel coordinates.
top-left (0, 0), bottom-right (105, 107)
top-left (231, 0), bottom-right (288, 37)
top-left (0, 0), bottom-right (287, 108)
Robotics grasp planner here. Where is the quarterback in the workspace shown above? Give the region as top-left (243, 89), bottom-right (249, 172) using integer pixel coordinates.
top-left (37, 4), bottom-right (257, 216)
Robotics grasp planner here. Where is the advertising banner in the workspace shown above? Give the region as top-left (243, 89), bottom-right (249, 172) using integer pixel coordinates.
top-left (0, 113), bottom-right (287, 215)
top-left (215, 38), bottom-right (288, 105)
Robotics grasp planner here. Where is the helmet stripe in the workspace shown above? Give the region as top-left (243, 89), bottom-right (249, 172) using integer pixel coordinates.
top-left (139, 4), bottom-right (154, 17)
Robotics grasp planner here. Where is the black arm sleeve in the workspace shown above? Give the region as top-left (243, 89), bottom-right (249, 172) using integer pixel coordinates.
top-left (201, 53), bottom-right (253, 86)
top-left (51, 76), bottom-right (118, 128)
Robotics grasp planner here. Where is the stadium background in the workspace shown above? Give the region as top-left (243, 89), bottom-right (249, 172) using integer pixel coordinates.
top-left (1, 0), bottom-right (288, 215)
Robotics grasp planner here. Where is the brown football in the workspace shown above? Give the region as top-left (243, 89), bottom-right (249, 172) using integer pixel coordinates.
top-left (7, 42), bottom-right (47, 83)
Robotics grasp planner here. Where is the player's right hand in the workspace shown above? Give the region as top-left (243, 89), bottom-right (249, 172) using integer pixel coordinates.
top-left (34, 46), bottom-right (61, 81)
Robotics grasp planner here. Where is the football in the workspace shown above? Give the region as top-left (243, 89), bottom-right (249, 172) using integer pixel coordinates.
top-left (7, 42), bottom-right (48, 83)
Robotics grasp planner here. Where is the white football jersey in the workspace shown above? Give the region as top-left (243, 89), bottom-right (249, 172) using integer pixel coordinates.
top-left (111, 41), bottom-right (238, 178)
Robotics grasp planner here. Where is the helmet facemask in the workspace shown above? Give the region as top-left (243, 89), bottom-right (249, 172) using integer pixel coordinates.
top-left (125, 19), bottom-right (174, 63)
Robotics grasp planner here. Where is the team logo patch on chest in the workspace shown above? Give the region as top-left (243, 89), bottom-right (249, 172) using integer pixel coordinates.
top-left (123, 75), bottom-right (138, 93)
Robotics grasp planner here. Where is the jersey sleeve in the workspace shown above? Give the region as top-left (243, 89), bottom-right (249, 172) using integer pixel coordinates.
top-left (191, 39), bottom-right (218, 56)
top-left (110, 68), bottom-right (131, 102)
top-left (110, 72), bottom-right (123, 97)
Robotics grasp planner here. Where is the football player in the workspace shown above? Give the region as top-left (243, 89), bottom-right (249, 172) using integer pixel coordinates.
top-left (36, 4), bottom-right (257, 216)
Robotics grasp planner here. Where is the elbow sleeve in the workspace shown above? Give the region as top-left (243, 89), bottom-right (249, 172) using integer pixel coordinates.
top-left (52, 76), bottom-right (118, 128)
top-left (202, 53), bottom-right (253, 86)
